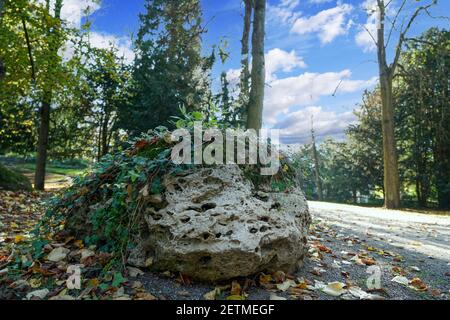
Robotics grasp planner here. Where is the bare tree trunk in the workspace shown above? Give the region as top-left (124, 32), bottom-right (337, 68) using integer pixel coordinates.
top-left (311, 123), bottom-right (323, 201)
top-left (246, 0), bottom-right (265, 131)
top-left (376, 1), bottom-right (400, 209)
top-left (34, 92), bottom-right (51, 190)
top-left (238, 0), bottom-right (252, 125)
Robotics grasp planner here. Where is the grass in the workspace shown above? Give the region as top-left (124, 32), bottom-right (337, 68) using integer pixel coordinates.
top-left (13, 162), bottom-right (87, 177)
top-left (0, 156), bottom-right (89, 190)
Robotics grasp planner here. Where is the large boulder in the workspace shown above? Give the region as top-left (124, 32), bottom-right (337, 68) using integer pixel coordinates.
top-left (128, 164), bottom-right (310, 281)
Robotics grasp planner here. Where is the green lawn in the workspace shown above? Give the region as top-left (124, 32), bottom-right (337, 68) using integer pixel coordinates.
top-left (13, 162), bottom-right (87, 177)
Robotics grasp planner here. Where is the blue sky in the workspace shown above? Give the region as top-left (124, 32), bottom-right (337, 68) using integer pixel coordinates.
top-left (64, 0), bottom-right (449, 144)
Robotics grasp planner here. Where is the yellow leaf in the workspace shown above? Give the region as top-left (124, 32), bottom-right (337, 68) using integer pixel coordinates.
top-left (29, 278), bottom-right (41, 289)
top-left (14, 235), bottom-right (25, 244)
top-left (259, 274), bottom-right (273, 284)
top-left (230, 280), bottom-right (241, 296)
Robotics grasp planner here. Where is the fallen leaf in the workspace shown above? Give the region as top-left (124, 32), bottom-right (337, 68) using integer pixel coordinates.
top-left (145, 257), bottom-right (154, 267)
top-left (391, 276), bottom-right (409, 286)
top-left (361, 258), bottom-right (376, 266)
top-left (409, 278), bottom-right (427, 291)
top-left (14, 235), bottom-right (25, 244)
top-left (127, 266), bottom-right (144, 278)
top-left (135, 292), bottom-right (157, 300)
top-left (80, 249), bottom-right (95, 261)
top-left (270, 293), bottom-right (287, 300)
top-left (47, 247), bottom-right (69, 262)
top-left (203, 287), bottom-right (221, 300)
top-left (29, 278), bottom-right (42, 289)
top-left (27, 289), bottom-right (49, 300)
top-left (322, 282), bottom-right (346, 297)
top-left (276, 279), bottom-right (297, 292)
top-left (273, 270), bottom-right (286, 283)
top-left (226, 295), bottom-right (245, 300)
top-left (259, 274), bottom-right (273, 285)
top-left (230, 280), bottom-right (241, 296)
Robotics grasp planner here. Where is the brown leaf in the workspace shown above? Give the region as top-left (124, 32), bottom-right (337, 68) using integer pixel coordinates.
top-left (409, 278), bottom-right (427, 291)
top-left (361, 258), bottom-right (376, 266)
top-left (135, 140), bottom-right (149, 150)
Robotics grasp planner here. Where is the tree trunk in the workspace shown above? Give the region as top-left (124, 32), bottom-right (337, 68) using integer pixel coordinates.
top-left (246, 0), bottom-right (265, 131)
top-left (379, 74), bottom-right (401, 208)
top-left (376, 2), bottom-right (401, 209)
top-left (0, 58), bottom-right (4, 79)
top-left (312, 133), bottom-right (323, 201)
top-left (34, 92), bottom-right (51, 190)
top-left (238, 0), bottom-right (252, 125)
top-left (101, 112), bottom-right (110, 157)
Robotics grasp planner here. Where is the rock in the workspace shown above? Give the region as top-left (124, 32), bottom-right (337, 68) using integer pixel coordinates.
top-left (128, 164), bottom-right (310, 281)
top-left (47, 247), bottom-right (70, 262)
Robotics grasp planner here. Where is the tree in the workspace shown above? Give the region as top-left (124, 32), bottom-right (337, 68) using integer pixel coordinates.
top-left (118, 0), bottom-right (212, 135)
top-left (398, 28), bottom-right (450, 208)
top-left (311, 117), bottom-right (323, 201)
top-left (0, 0), bottom-right (72, 186)
top-left (347, 89), bottom-right (385, 197)
top-left (246, 0), bottom-right (266, 131)
top-left (0, 0), bottom-right (4, 79)
top-left (368, 0), bottom-right (435, 208)
top-left (236, 0), bottom-right (252, 126)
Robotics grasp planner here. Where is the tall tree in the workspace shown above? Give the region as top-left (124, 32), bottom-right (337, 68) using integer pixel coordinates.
top-left (398, 28), bottom-right (450, 208)
top-left (369, 0), bottom-right (435, 208)
top-left (34, 0), bottom-right (65, 190)
top-left (0, 0), bottom-right (4, 79)
top-left (311, 117), bottom-right (323, 201)
top-left (237, 0), bottom-right (252, 126)
top-left (118, 0), bottom-right (211, 135)
top-left (246, 0), bottom-right (266, 131)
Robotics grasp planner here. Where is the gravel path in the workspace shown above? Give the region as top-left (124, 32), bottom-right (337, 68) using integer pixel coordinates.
top-left (136, 201), bottom-right (449, 300)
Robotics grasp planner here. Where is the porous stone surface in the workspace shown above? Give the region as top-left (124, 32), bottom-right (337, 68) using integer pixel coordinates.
top-left (128, 164), bottom-right (311, 281)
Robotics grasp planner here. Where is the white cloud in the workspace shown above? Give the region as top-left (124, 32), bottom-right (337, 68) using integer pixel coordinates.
top-left (355, 0), bottom-right (400, 52)
top-left (274, 106), bottom-right (357, 144)
top-left (264, 69), bottom-right (377, 123)
top-left (226, 68), bottom-right (241, 86)
top-left (43, 0), bottom-right (135, 64)
top-left (265, 48), bottom-right (306, 82)
top-left (355, 0), bottom-right (378, 52)
top-left (309, 0), bottom-right (335, 4)
top-left (88, 32), bottom-right (135, 64)
top-left (226, 48), bottom-right (306, 86)
top-left (291, 3), bottom-right (353, 44)
top-left (39, 0), bottom-right (101, 28)
top-left (267, 0), bottom-right (300, 25)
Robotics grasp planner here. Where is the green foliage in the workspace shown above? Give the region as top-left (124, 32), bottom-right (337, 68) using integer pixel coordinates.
top-left (396, 28), bottom-right (450, 208)
top-left (291, 28), bottom-right (449, 208)
top-left (37, 130), bottom-right (175, 260)
top-left (0, 163), bottom-right (32, 191)
top-left (116, 0), bottom-right (214, 135)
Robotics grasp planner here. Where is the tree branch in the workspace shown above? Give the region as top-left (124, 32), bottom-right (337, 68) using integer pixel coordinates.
top-left (385, 0), bottom-right (407, 49)
top-left (391, 1), bottom-right (435, 74)
top-left (21, 17), bottom-right (37, 83)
